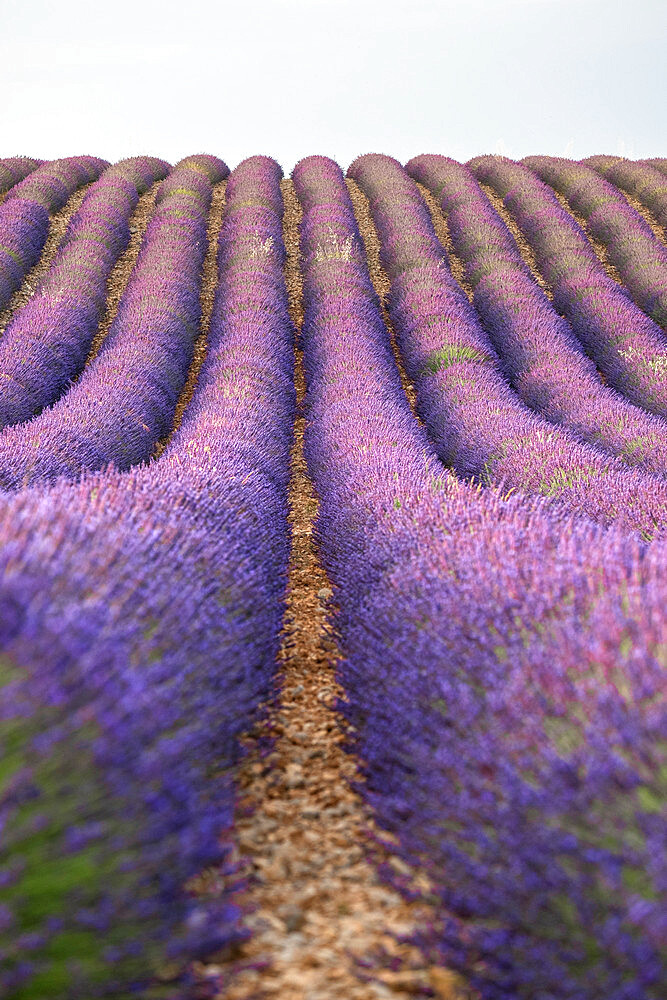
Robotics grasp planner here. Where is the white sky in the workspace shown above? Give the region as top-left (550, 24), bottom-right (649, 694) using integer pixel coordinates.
top-left (1, 0), bottom-right (665, 172)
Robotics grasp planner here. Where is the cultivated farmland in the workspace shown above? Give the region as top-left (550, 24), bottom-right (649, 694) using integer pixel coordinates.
top-left (0, 152), bottom-right (665, 1000)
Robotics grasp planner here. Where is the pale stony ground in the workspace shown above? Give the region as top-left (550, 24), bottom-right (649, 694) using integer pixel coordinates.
top-left (85, 181), bottom-right (161, 367)
top-left (155, 179), bottom-right (227, 457)
top-left (550, 187), bottom-right (626, 287)
top-left (474, 181), bottom-right (554, 298)
top-left (196, 180), bottom-right (468, 1000)
top-left (0, 183), bottom-right (90, 338)
top-left (616, 188), bottom-right (666, 246)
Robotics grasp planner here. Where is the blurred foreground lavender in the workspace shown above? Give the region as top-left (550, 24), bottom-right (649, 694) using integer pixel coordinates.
top-left (296, 153), bottom-right (665, 999)
top-left (0, 155), bottom-right (294, 997)
top-left (0, 150), bottom-right (664, 1000)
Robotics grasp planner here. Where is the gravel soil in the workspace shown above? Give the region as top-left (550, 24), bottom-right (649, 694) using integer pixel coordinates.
top-left (475, 181), bottom-right (554, 298)
top-left (154, 179), bottom-right (227, 457)
top-left (345, 178), bottom-right (420, 415)
top-left (84, 180), bottom-right (162, 368)
top-left (0, 183), bottom-right (91, 339)
top-left (197, 180), bottom-right (467, 1000)
top-left (618, 188), bottom-right (666, 246)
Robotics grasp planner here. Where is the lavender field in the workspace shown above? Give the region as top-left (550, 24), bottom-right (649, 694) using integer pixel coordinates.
top-left (0, 152), bottom-right (665, 1000)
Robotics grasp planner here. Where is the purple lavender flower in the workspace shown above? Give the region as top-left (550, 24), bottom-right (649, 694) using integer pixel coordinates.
top-left (470, 155), bottom-right (667, 420)
top-left (584, 155), bottom-right (667, 232)
top-left (407, 153), bottom-right (667, 477)
top-left (0, 157), bottom-right (42, 196)
top-left (349, 153), bottom-right (667, 537)
top-left (293, 152), bottom-right (665, 1000)
top-left (0, 157), bottom-right (108, 311)
top-left (524, 155), bottom-right (667, 328)
top-left (0, 155), bottom-right (227, 487)
top-left (4, 156), bottom-right (108, 211)
top-left (1, 155), bottom-right (294, 997)
top-left (0, 157), bottom-right (170, 429)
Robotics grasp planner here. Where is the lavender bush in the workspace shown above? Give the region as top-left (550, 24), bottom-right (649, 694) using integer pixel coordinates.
top-left (525, 155), bottom-right (667, 328)
top-left (644, 158), bottom-right (667, 179)
top-left (0, 201), bottom-right (51, 313)
top-left (3, 156), bottom-right (107, 212)
top-left (584, 156), bottom-right (667, 231)
top-left (348, 153), bottom-right (667, 536)
top-left (293, 153), bottom-right (665, 1000)
top-left (470, 155), bottom-right (667, 419)
top-left (0, 155), bottom-right (227, 488)
top-left (0, 157), bottom-right (170, 429)
top-left (0, 157), bottom-right (42, 195)
top-left (0, 157), bottom-right (108, 312)
top-left (407, 154), bottom-right (667, 476)
top-left (0, 154), bottom-right (294, 998)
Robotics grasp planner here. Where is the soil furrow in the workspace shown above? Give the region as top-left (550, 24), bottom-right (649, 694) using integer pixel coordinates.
top-left (414, 181), bottom-right (476, 302)
top-left (82, 181), bottom-right (161, 370)
top-left (207, 179), bottom-right (459, 1000)
top-left (475, 181), bottom-right (554, 298)
top-left (618, 188), bottom-right (667, 246)
top-left (345, 178), bottom-right (420, 416)
top-left (549, 186), bottom-right (625, 287)
top-left (0, 183), bottom-right (91, 338)
top-left (153, 179), bottom-right (227, 458)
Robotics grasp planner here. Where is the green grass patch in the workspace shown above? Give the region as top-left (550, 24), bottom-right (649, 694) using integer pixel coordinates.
top-left (423, 344), bottom-right (490, 374)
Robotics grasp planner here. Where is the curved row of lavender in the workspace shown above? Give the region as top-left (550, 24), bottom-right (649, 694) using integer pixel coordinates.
top-left (0, 157), bottom-right (42, 195)
top-left (0, 156), bottom-right (170, 430)
top-left (525, 155), bottom-right (667, 329)
top-left (645, 158), bottom-right (667, 179)
top-left (3, 156), bottom-right (107, 212)
top-left (0, 155), bottom-right (227, 489)
top-left (0, 156), bottom-right (108, 312)
top-left (407, 154), bottom-right (667, 476)
top-left (293, 153), bottom-right (665, 1000)
top-left (470, 155), bottom-right (667, 419)
top-left (0, 155), bottom-right (295, 997)
top-left (583, 156), bottom-right (667, 231)
top-left (348, 154), bottom-right (667, 536)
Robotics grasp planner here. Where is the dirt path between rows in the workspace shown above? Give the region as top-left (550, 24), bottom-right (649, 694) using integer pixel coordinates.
top-left (549, 187), bottom-right (626, 287)
top-left (0, 183), bottom-right (91, 339)
top-left (474, 182), bottom-right (554, 299)
top-left (414, 182), bottom-right (475, 303)
top-left (84, 180), bottom-right (162, 369)
top-left (154, 179), bottom-right (227, 457)
top-left (345, 178), bottom-right (420, 416)
top-left (201, 179), bottom-right (464, 1000)
top-left (617, 188), bottom-right (667, 247)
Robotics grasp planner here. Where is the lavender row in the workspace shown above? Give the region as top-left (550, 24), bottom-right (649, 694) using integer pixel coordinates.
top-left (0, 156), bottom-right (108, 312)
top-left (293, 153), bottom-right (665, 1000)
top-left (0, 156), bottom-right (170, 430)
top-left (348, 154), bottom-right (667, 537)
top-left (407, 154), bottom-right (667, 476)
top-left (525, 155), bottom-right (667, 328)
top-left (470, 155), bottom-right (667, 419)
top-left (0, 157), bottom-right (42, 195)
top-left (295, 155), bottom-right (444, 531)
top-left (4, 155), bottom-right (107, 211)
top-left (0, 201), bottom-right (49, 309)
top-left (0, 155), bottom-right (227, 489)
top-left (0, 156), bottom-right (295, 997)
top-left (584, 155), bottom-right (667, 231)
top-left (645, 158), bottom-right (667, 179)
